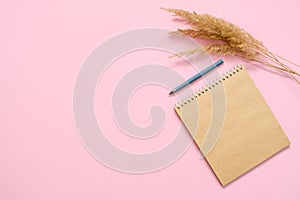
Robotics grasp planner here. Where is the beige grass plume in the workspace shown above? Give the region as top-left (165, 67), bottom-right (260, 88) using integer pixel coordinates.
top-left (162, 8), bottom-right (300, 83)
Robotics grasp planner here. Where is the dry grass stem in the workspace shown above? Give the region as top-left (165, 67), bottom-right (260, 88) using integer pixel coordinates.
top-left (162, 8), bottom-right (300, 83)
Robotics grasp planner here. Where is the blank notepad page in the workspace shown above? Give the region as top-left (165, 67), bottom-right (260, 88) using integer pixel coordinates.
top-left (175, 65), bottom-right (290, 186)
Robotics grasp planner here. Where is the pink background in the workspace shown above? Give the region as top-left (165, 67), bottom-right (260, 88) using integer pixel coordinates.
top-left (1, 0), bottom-right (300, 199)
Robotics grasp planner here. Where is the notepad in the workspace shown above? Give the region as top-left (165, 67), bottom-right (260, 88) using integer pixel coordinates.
top-left (175, 65), bottom-right (290, 186)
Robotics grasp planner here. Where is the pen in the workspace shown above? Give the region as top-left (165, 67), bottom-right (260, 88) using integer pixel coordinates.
top-left (169, 59), bottom-right (224, 95)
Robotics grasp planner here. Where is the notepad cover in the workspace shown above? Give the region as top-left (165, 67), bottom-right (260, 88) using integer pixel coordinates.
top-left (175, 65), bottom-right (290, 186)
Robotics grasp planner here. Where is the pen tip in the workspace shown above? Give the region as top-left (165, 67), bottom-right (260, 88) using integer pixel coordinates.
top-left (169, 91), bottom-right (174, 95)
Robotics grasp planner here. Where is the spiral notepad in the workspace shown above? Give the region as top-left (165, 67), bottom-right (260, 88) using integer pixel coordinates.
top-left (175, 65), bottom-right (290, 186)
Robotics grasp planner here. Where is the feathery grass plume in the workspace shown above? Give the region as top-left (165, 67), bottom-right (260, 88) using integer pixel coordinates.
top-left (162, 8), bottom-right (300, 83)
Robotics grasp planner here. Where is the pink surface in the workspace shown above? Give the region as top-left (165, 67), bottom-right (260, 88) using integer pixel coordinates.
top-left (1, 0), bottom-right (300, 199)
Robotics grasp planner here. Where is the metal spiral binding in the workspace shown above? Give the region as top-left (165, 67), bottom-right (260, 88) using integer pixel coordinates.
top-left (175, 65), bottom-right (244, 109)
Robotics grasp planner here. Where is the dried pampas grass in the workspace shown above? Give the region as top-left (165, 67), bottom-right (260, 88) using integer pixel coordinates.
top-left (162, 8), bottom-right (300, 83)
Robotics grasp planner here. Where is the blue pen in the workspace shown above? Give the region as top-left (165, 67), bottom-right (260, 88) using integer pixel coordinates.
top-left (169, 59), bottom-right (224, 95)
